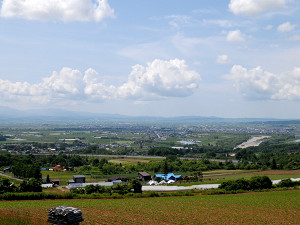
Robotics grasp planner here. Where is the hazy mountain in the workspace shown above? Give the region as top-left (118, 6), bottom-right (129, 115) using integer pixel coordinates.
top-left (0, 106), bottom-right (295, 123)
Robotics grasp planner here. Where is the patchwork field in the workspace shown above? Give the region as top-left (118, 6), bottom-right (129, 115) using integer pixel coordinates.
top-left (0, 190), bottom-right (299, 224)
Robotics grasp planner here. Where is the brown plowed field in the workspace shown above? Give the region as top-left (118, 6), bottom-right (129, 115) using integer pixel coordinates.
top-left (251, 169), bottom-right (300, 175)
top-left (0, 190), bottom-right (299, 224)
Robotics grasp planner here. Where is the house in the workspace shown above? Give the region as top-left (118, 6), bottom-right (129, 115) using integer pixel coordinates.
top-left (41, 178), bottom-right (48, 184)
top-left (137, 172), bottom-right (152, 182)
top-left (3, 167), bottom-right (11, 173)
top-left (53, 165), bottom-right (62, 170)
top-left (68, 175), bottom-right (86, 184)
top-left (154, 173), bottom-right (182, 181)
top-left (107, 175), bottom-right (128, 182)
top-left (51, 179), bottom-right (60, 186)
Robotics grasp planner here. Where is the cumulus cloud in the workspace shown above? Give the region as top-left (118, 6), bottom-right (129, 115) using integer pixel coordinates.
top-left (216, 55), bottom-right (231, 64)
top-left (225, 65), bottom-right (300, 100)
top-left (229, 0), bottom-right (290, 16)
top-left (116, 59), bottom-right (201, 100)
top-left (0, 59), bottom-right (201, 106)
top-left (277, 22), bottom-right (296, 32)
top-left (0, 0), bottom-right (114, 22)
top-left (227, 30), bottom-right (245, 42)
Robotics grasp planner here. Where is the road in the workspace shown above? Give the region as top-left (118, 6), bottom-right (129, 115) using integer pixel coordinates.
top-left (0, 172), bottom-right (23, 182)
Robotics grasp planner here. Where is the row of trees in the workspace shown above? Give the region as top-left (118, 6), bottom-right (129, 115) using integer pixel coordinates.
top-left (219, 176), bottom-right (300, 191)
top-left (0, 177), bottom-right (42, 193)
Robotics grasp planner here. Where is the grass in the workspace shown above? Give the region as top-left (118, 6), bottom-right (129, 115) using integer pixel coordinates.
top-left (108, 158), bottom-right (150, 165)
top-left (178, 169), bottom-right (300, 186)
top-left (0, 190), bottom-right (299, 224)
top-left (0, 215), bottom-right (31, 225)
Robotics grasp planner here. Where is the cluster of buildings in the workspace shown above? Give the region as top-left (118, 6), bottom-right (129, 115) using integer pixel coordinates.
top-left (54, 171), bottom-right (183, 189)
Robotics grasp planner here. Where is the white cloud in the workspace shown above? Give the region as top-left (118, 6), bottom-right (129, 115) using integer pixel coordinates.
top-left (289, 35), bottom-right (300, 41)
top-left (229, 0), bottom-right (290, 16)
top-left (116, 59), bottom-right (201, 100)
top-left (277, 22), bottom-right (296, 32)
top-left (166, 15), bottom-right (191, 29)
top-left (202, 19), bottom-right (233, 28)
top-left (0, 59), bottom-right (201, 106)
top-left (172, 33), bottom-right (204, 54)
top-left (216, 55), bottom-right (231, 64)
top-left (0, 0), bottom-right (114, 22)
top-left (264, 25), bottom-right (273, 30)
top-left (225, 65), bottom-right (300, 100)
top-left (227, 30), bottom-right (245, 42)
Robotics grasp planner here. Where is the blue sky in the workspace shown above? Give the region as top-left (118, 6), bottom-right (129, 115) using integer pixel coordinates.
top-left (0, 0), bottom-right (300, 118)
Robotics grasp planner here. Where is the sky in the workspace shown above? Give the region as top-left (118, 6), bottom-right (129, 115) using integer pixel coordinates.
top-left (0, 0), bottom-right (300, 119)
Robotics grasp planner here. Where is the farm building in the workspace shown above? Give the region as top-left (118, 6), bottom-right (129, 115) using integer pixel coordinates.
top-left (137, 172), bottom-right (152, 182)
top-left (154, 173), bottom-right (182, 181)
top-left (53, 165), bottom-right (62, 170)
top-left (51, 179), bottom-right (60, 186)
top-left (67, 182), bottom-right (114, 189)
top-left (108, 175), bottom-right (129, 182)
top-left (67, 175), bottom-right (86, 184)
top-left (3, 167), bottom-right (11, 173)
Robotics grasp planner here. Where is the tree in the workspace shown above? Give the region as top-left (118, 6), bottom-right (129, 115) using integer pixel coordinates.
top-left (19, 178), bottom-right (42, 192)
top-left (250, 176), bottom-right (272, 190)
top-left (46, 175), bottom-right (51, 183)
top-left (162, 160), bottom-right (169, 174)
top-left (131, 178), bottom-right (142, 193)
top-left (92, 158), bottom-right (100, 167)
top-left (271, 158), bottom-right (277, 169)
top-left (0, 177), bottom-right (16, 193)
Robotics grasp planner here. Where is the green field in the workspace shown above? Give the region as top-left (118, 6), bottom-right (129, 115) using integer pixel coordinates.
top-left (0, 190), bottom-right (299, 224)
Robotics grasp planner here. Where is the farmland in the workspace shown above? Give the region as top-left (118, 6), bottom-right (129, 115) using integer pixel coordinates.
top-left (0, 190), bottom-right (299, 224)
top-left (38, 169), bottom-right (300, 187)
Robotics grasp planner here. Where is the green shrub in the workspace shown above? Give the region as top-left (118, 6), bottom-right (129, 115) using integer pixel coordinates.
top-left (276, 179), bottom-right (300, 188)
top-left (219, 176), bottom-right (272, 191)
top-left (249, 176), bottom-right (272, 190)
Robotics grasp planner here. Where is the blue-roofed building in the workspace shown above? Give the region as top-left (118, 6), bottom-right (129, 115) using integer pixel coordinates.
top-left (154, 173), bottom-right (182, 181)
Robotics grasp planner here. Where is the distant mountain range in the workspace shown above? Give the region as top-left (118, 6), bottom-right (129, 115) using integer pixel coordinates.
top-left (0, 106), bottom-right (297, 123)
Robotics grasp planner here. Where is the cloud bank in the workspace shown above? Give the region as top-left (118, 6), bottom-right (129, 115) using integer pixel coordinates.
top-left (0, 59), bottom-right (201, 106)
top-left (0, 0), bottom-right (114, 22)
top-left (225, 65), bottom-right (300, 100)
top-left (229, 0), bottom-right (290, 16)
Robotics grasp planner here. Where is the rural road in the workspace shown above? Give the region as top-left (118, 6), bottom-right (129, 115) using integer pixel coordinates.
top-left (0, 172), bottom-right (23, 182)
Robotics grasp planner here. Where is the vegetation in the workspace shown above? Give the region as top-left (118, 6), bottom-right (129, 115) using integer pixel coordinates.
top-left (275, 178), bottom-right (300, 188)
top-left (0, 191), bottom-right (299, 224)
top-left (219, 176), bottom-right (273, 191)
top-left (235, 142), bottom-right (300, 170)
top-left (0, 177), bottom-right (41, 194)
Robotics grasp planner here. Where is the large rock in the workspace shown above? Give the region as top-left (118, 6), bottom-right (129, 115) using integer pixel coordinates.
top-left (47, 206), bottom-right (84, 225)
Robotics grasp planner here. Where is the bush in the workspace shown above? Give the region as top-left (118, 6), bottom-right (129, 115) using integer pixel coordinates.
top-left (249, 176), bottom-right (272, 190)
top-left (0, 177), bottom-right (17, 193)
top-left (219, 176), bottom-right (273, 191)
top-left (85, 184), bottom-right (108, 194)
top-left (219, 178), bottom-right (250, 191)
top-left (130, 178), bottom-right (142, 193)
top-left (18, 178), bottom-right (42, 192)
top-left (2, 192), bottom-right (45, 200)
top-left (276, 179), bottom-right (300, 188)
